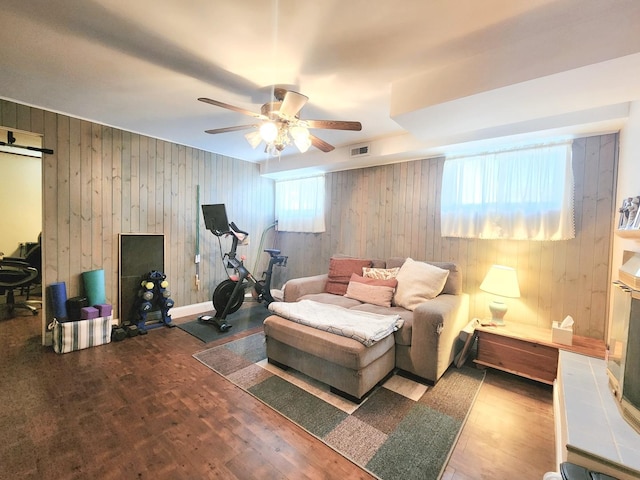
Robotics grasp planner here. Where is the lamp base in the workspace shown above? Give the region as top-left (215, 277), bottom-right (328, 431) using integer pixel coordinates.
top-left (488, 300), bottom-right (508, 326)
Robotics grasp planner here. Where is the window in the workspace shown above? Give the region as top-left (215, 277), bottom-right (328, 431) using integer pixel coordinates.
top-left (275, 175), bottom-right (326, 232)
top-left (440, 142), bottom-right (574, 240)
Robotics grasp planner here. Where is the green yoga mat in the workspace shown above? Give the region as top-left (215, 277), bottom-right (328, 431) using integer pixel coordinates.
top-left (82, 269), bottom-right (106, 306)
top-left (177, 304), bottom-right (271, 343)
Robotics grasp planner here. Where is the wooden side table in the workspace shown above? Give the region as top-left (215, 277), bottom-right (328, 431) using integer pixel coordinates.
top-left (473, 321), bottom-right (606, 385)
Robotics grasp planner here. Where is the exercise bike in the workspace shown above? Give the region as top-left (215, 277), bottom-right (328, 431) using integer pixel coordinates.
top-left (201, 221), bottom-right (287, 332)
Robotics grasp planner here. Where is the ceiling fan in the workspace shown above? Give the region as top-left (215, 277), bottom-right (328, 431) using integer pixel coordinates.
top-left (198, 87), bottom-right (362, 156)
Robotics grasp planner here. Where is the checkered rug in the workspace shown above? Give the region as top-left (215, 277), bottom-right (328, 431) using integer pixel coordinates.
top-left (194, 332), bottom-right (484, 480)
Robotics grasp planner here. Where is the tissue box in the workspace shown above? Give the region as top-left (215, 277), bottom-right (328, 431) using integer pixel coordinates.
top-left (552, 321), bottom-right (573, 346)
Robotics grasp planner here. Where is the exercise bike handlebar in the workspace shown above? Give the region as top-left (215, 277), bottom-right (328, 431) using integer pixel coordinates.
top-left (229, 222), bottom-right (248, 236)
top-left (212, 222), bottom-right (248, 238)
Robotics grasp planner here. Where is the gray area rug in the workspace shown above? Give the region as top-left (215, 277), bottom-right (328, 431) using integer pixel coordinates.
top-left (194, 332), bottom-right (485, 479)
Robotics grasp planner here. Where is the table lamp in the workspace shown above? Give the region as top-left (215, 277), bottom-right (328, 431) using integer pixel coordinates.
top-left (479, 264), bottom-right (521, 326)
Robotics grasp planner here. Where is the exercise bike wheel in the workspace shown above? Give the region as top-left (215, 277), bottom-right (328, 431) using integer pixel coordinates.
top-left (213, 279), bottom-right (244, 315)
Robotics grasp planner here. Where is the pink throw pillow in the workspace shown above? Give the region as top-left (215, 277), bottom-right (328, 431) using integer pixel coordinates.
top-left (344, 273), bottom-right (398, 307)
top-left (325, 258), bottom-right (373, 295)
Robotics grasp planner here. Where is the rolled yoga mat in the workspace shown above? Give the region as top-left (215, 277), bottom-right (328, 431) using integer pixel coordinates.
top-left (82, 269), bottom-right (106, 306)
top-left (48, 281), bottom-right (68, 320)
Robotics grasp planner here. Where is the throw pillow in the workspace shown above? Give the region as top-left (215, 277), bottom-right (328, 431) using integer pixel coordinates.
top-left (325, 257), bottom-right (373, 295)
top-left (362, 266), bottom-right (400, 280)
top-left (393, 257), bottom-right (450, 310)
top-left (344, 274), bottom-right (398, 307)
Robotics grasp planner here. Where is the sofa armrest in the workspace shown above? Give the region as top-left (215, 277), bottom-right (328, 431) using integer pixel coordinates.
top-left (283, 274), bottom-right (328, 302)
top-left (406, 293), bottom-right (470, 381)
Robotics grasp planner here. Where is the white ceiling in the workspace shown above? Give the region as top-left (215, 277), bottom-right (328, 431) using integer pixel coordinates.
top-left (2, 0), bottom-right (640, 179)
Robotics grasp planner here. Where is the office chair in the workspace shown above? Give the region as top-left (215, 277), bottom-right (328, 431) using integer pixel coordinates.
top-left (21, 244), bottom-right (41, 299)
top-left (0, 257), bottom-right (39, 316)
top-left (3, 242), bottom-right (42, 299)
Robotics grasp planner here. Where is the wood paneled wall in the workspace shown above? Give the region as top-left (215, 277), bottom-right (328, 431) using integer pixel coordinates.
top-left (1, 97), bottom-right (617, 341)
top-left (276, 134), bottom-right (618, 339)
top-left (0, 100), bottom-right (274, 338)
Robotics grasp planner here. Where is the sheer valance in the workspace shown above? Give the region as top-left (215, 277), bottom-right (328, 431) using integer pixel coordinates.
top-left (440, 142), bottom-right (574, 240)
top-left (275, 175), bottom-right (326, 233)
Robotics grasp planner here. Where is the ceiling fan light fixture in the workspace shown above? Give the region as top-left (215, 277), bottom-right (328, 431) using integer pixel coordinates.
top-left (199, 88), bottom-right (361, 156)
top-left (244, 130), bottom-right (262, 149)
top-left (267, 142), bottom-right (284, 157)
top-left (279, 90), bottom-right (309, 119)
top-left (289, 125), bottom-right (308, 141)
top-left (290, 124), bottom-right (311, 152)
top-left (259, 122), bottom-right (278, 143)
top-left (294, 134), bottom-right (311, 153)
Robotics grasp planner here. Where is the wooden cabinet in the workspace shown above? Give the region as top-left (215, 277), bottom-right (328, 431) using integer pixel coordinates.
top-left (474, 322), bottom-right (605, 384)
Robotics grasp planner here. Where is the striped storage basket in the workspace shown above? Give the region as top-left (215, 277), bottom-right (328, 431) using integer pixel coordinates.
top-left (49, 316), bottom-right (112, 354)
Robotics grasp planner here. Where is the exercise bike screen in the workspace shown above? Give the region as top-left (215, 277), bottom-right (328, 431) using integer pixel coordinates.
top-left (202, 203), bottom-right (230, 234)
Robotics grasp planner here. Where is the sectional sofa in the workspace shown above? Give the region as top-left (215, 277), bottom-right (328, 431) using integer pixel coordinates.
top-left (263, 256), bottom-right (470, 401)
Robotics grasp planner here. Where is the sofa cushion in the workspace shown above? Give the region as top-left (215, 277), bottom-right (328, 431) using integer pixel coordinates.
top-left (344, 274), bottom-right (398, 307)
top-left (362, 266), bottom-right (400, 280)
top-left (386, 257), bottom-right (462, 295)
top-left (393, 258), bottom-right (449, 310)
top-left (300, 292), bottom-right (364, 309)
top-left (325, 257), bottom-right (372, 295)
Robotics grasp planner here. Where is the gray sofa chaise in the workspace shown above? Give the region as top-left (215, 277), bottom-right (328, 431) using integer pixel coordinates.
top-left (263, 256), bottom-right (470, 402)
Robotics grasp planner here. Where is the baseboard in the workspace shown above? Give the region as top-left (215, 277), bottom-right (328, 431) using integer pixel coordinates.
top-left (96, 297), bottom-right (259, 328)
top-left (170, 301), bottom-right (213, 319)
top-left (107, 301), bottom-right (212, 326)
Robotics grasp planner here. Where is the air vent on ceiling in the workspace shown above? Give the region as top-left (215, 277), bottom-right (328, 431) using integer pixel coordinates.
top-left (350, 143), bottom-right (370, 158)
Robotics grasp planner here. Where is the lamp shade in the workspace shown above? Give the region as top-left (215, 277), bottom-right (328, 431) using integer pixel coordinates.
top-left (479, 265), bottom-right (520, 298)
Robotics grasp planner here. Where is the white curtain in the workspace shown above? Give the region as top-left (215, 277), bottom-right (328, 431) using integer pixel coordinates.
top-left (441, 142), bottom-right (574, 240)
top-left (275, 175), bottom-right (326, 233)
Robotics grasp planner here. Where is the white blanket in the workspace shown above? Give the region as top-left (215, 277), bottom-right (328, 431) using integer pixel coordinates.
top-left (268, 300), bottom-right (403, 347)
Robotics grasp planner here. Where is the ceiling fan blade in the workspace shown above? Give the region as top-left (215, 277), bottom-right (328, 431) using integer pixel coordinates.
top-left (280, 90), bottom-right (308, 118)
top-left (205, 125), bottom-right (256, 135)
top-left (310, 134), bottom-right (335, 152)
top-left (198, 97), bottom-right (265, 119)
top-left (305, 119), bottom-right (362, 131)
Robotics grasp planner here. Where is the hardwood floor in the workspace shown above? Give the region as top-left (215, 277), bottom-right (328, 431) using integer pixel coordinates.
top-left (0, 302), bottom-right (555, 479)
top-left (443, 369), bottom-right (556, 479)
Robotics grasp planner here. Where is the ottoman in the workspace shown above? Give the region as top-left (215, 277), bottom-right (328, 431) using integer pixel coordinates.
top-left (263, 314), bottom-right (396, 402)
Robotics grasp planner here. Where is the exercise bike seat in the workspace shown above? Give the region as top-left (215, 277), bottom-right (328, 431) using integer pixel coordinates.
top-left (264, 248), bottom-right (281, 256)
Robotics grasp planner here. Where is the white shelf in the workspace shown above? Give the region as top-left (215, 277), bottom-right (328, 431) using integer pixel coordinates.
top-left (615, 229), bottom-right (640, 238)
